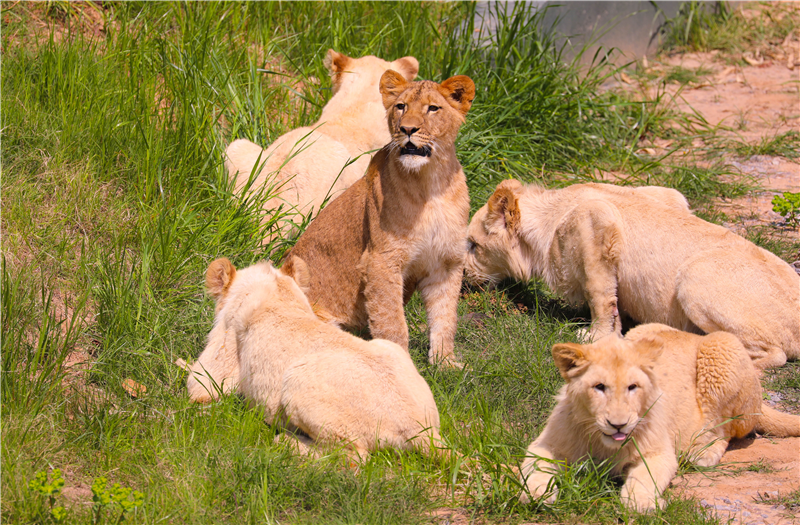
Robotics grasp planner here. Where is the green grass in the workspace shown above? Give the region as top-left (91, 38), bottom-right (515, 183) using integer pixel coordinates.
top-left (658, 1), bottom-right (799, 58)
top-left (663, 65), bottom-right (714, 85)
top-left (1, 1), bottom-right (793, 524)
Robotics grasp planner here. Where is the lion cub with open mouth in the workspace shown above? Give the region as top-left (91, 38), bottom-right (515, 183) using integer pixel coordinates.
top-left (282, 71), bottom-right (475, 366)
top-left (520, 324), bottom-right (800, 512)
top-left (186, 257), bottom-right (442, 458)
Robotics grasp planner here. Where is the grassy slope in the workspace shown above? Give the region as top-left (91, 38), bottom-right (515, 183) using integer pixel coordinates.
top-left (1, 2), bottom-right (795, 524)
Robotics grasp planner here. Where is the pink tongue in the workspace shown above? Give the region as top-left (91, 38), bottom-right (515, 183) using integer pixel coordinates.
top-left (613, 432), bottom-right (627, 441)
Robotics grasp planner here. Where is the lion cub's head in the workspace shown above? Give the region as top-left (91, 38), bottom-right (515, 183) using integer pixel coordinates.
top-left (552, 334), bottom-right (663, 451)
top-left (465, 179), bottom-right (527, 285)
top-left (379, 70), bottom-right (475, 171)
top-left (324, 50), bottom-right (419, 97)
top-left (206, 256), bottom-right (315, 324)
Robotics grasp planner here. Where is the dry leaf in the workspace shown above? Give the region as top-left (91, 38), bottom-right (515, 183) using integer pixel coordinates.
top-left (718, 66), bottom-right (736, 78)
top-left (782, 30), bottom-right (795, 48)
top-left (122, 378), bottom-right (146, 397)
top-left (620, 72), bottom-right (632, 84)
top-left (744, 54), bottom-right (763, 66)
top-left (639, 148), bottom-right (657, 156)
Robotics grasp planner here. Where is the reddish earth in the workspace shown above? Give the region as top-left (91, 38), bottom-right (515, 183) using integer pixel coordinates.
top-left (659, 48), bottom-right (800, 243)
top-left (674, 437), bottom-right (799, 525)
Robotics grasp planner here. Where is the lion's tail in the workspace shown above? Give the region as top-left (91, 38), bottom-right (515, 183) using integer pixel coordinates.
top-left (754, 404), bottom-right (800, 437)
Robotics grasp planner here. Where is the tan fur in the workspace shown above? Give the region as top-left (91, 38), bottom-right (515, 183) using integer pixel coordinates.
top-left (281, 72), bottom-right (476, 366)
top-left (520, 324), bottom-right (800, 512)
top-left (186, 257), bottom-right (442, 458)
top-left (225, 50), bottom-right (419, 236)
top-left (466, 181), bottom-right (800, 369)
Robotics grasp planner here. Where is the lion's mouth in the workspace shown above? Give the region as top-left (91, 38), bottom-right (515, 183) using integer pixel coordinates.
top-left (611, 432), bottom-right (627, 442)
top-left (400, 143), bottom-right (432, 157)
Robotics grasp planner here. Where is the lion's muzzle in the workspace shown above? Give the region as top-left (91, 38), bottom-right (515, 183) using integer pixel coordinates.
top-left (400, 143), bottom-right (432, 157)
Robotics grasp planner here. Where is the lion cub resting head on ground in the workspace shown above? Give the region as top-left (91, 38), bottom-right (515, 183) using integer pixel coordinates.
top-left (225, 50), bottom-right (419, 238)
top-left (186, 257), bottom-right (442, 457)
top-left (520, 323), bottom-right (800, 512)
top-left (466, 180), bottom-right (800, 369)
top-left (282, 70), bottom-right (475, 366)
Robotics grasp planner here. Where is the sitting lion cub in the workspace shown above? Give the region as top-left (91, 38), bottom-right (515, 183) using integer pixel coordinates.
top-left (281, 70), bottom-right (476, 366)
top-left (520, 324), bottom-right (800, 512)
top-left (186, 257), bottom-right (442, 457)
top-left (465, 180), bottom-right (800, 369)
top-left (226, 50), bottom-right (419, 235)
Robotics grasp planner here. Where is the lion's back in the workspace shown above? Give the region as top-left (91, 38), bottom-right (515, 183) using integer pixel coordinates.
top-left (284, 176), bottom-right (371, 328)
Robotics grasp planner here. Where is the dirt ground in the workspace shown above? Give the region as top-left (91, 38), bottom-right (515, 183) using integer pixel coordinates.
top-left (658, 47), bottom-right (800, 244)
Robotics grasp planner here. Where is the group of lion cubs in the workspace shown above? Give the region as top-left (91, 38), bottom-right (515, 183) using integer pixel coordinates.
top-left (183, 51), bottom-right (800, 512)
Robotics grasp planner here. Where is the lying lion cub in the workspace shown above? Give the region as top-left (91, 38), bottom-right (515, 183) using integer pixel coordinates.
top-left (520, 324), bottom-right (800, 512)
top-left (465, 180), bottom-right (800, 369)
top-left (186, 257), bottom-right (442, 457)
top-left (281, 70), bottom-right (475, 366)
top-left (226, 50), bottom-right (419, 235)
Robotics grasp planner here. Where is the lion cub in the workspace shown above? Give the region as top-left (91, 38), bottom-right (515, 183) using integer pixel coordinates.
top-left (281, 70), bottom-right (476, 366)
top-left (186, 257), bottom-right (442, 457)
top-left (520, 324), bottom-right (800, 512)
top-left (465, 180), bottom-right (800, 369)
top-left (225, 50), bottom-right (419, 235)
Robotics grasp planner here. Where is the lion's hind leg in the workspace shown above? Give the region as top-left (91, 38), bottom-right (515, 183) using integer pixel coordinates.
top-left (676, 251), bottom-right (789, 369)
top-left (694, 331), bottom-right (761, 447)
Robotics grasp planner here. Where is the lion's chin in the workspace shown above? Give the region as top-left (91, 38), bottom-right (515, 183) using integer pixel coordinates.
top-left (398, 154), bottom-right (430, 171)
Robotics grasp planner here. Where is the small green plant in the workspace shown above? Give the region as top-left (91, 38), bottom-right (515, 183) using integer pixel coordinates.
top-left (772, 192), bottom-right (800, 229)
top-left (27, 469), bottom-right (67, 523)
top-left (91, 477), bottom-right (144, 525)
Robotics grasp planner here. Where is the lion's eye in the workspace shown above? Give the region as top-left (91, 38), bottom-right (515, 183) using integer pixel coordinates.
top-left (594, 383), bottom-right (606, 392)
top-left (395, 103), bottom-right (406, 111)
top-left (428, 105), bottom-right (439, 112)
top-left (467, 239), bottom-right (477, 253)
top-left (628, 384), bottom-right (638, 392)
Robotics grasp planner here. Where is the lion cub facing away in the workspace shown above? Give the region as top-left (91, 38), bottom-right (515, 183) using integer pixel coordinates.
top-left (282, 70), bottom-right (476, 366)
top-left (520, 324), bottom-right (800, 512)
top-left (225, 50), bottom-right (419, 235)
top-left (186, 257), bottom-right (442, 457)
top-left (465, 180), bottom-right (800, 369)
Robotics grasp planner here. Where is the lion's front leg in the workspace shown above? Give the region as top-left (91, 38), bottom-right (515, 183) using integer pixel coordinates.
top-left (620, 450), bottom-right (677, 513)
top-left (362, 253), bottom-right (409, 349)
top-left (519, 441), bottom-right (563, 504)
top-left (582, 252), bottom-right (622, 340)
top-left (418, 266), bottom-right (462, 366)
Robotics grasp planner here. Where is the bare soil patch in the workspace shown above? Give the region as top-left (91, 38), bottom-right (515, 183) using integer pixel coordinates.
top-left (659, 50), bottom-right (800, 242)
top-left (673, 436), bottom-right (800, 525)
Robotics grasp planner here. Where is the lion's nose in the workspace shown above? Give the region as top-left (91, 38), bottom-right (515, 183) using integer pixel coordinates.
top-left (607, 420), bottom-right (626, 431)
top-left (400, 126), bottom-right (419, 137)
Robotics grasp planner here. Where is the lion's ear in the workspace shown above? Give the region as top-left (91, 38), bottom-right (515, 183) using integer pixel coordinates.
top-left (392, 56), bottom-right (419, 81)
top-left (438, 75), bottom-right (475, 116)
top-left (496, 178), bottom-right (523, 192)
top-left (324, 49), bottom-right (351, 75)
top-left (633, 336), bottom-right (664, 365)
top-left (485, 183), bottom-right (521, 233)
top-left (289, 256), bottom-right (311, 295)
top-left (206, 258), bottom-right (236, 300)
top-left (380, 69), bottom-right (409, 109)
top-left (280, 255), bottom-right (311, 295)
top-left (552, 343), bottom-right (587, 380)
